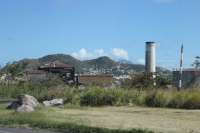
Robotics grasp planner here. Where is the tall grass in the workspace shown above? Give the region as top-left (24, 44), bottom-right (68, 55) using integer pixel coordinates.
top-left (0, 106), bottom-right (153, 133)
top-left (0, 83), bottom-right (200, 109)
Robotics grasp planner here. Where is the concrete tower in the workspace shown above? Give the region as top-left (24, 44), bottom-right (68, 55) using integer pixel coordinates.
top-left (145, 42), bottom-right (156, 74)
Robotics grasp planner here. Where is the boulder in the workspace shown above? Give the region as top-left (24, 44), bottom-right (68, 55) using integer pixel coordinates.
top-left (17, 94), bottom-right (39, 108)
top-left (16, 105), bottom-right (35, 113)
top-left (43, 99), bottom-right (64, 107)
top-left (7, 94), bottom-right (39, 112)
top-left (7, 101), bottom-right (21, 110)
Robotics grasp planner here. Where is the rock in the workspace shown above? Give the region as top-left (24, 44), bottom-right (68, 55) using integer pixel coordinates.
top-left (16, 105), bottom-right (35, 113)
top-left (7, 94), bottom-right (39, 113)
top-left (43, 101), bottom-right (51, 107)
top-left (18, 94), bottom-right (39, 108)
top-left (43, 99), bottom-right (64, 107)
top-left (6, 101), bottom-right (20, 109)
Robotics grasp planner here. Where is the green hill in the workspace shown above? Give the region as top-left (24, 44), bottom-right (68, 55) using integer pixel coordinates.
top-left (1, 54), bottom-right (170, 76)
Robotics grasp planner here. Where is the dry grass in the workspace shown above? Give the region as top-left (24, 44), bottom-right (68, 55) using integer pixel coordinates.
top-left (45, 106), bottom-right (200, 133)
top-left (0, 104), bottom-right (200, 133)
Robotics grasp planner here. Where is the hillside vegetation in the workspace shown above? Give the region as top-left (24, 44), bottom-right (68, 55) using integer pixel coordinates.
top-left (1, 54), bottom-right (170, 76)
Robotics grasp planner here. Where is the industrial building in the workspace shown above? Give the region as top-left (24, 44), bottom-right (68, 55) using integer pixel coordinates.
top-left (38, 62), bottom-right (75, 83)
top-left (79, 75), bottom-right (113, 86)
top-left (26, 61), bottom-right (76, 84)
top-left (25, 61), bottom-right (114, 86)
top-left (173, 68), bottom-right (200, 88)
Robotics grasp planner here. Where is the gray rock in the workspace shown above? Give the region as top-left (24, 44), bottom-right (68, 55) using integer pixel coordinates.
top-left (43, 101), bottom-right (51, 107)
top-left (43, 99), bottom-right (64, 107)
top-left (7, 101), bottom-right (21, 109)
top-left (16, 105), bottom-right (35, 113)
top-left (18, 94), bottom-right (39, 108)
top-left (7, 94), bottom-right (39, 112)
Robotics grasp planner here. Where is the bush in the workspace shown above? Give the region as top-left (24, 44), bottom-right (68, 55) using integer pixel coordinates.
top-left (145, 90), bottom-right (170, 107)
top-left (168, 89), bottom-right (200, 109)
top-left (0, 82), bottom-right (200, 109)
top-left (80, 87), bottom-right (116, 106)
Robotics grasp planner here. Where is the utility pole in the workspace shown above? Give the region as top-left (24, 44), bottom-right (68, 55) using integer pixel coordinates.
top-left (178, 44), bottom-right (184, 90)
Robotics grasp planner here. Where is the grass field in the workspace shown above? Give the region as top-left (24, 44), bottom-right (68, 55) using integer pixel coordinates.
top-left (0, 104), bottom-right (199, 133)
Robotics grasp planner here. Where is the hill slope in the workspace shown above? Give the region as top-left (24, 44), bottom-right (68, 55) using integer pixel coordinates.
top-left (1, 54), bottom-right (170, 76)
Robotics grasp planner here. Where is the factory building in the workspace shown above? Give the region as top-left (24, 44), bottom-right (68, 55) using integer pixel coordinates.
top-left (173, 68), bottom-right (200, 88)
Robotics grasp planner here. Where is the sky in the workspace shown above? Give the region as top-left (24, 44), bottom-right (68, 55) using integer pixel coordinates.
top-left (0, 0), bottom-right (200, 69)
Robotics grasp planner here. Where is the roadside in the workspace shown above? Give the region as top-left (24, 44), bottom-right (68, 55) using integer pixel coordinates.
top-left (0, 127), bottom-right (60, 133)
top-left (0, 103), bottom-right (200, 133)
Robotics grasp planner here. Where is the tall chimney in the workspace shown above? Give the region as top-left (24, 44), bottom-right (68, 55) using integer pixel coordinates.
top-left (145, 42), bottom-right (156, 73)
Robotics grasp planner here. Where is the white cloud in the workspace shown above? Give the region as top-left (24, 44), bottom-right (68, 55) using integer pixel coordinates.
top-left (95, 49), bottom-right (106, 56)
top-left (71, 48), bottom-right (107, 60)
top-left (111, 48), bottom-right (129, 60)
top-left (137, 58), bottom-right (145, 65)
top-left (72, 48), bottom-right (129, 60)
top-left (72, 48), bottom-right (93, 60)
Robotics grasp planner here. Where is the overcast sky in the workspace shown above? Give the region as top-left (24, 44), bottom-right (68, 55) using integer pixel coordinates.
top-left (0, 0), bottom-right (200, 69)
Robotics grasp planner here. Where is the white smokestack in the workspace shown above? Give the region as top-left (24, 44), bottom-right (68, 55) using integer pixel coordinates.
top-left (145, 42), bottom-right (156, 73)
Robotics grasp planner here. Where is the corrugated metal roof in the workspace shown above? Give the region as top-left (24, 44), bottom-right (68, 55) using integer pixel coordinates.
top-left (40, 61), bottom-right (74, 69)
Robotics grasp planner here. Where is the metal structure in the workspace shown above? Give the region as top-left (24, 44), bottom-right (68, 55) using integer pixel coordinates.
top-left (145, 42), bottom-right (156, 86)
top-left (173, 68), bottom-right (200, 88)
top-left (38, 62), bottom-right (76, 84)
top-left (145, 42), bottom-right (156, 73)
top-left (178, 44), bottom-right (184, 90)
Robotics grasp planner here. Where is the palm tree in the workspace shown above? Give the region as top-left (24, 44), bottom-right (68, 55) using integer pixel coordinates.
top-left (192, 56), bottom-right (200, 69)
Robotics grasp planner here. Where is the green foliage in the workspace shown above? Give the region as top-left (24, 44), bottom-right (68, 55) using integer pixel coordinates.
top-left (2, 54), bottom-right (170, 77)
top-left (156, 75), bottom-right (172, 87)
top-left (192, 56), bottom-right (200, 69)
top-left (122, 74), bottom-right (172, 89)
top-left (145, 90), bottom-right (170, 107)
top-left (80, 87), bottom-right (116, 106)
top-left (145, 89), bottom-right (200, 109)
top-left (4, 62), bottom-right (25, 77)
top-left (37, 74), bottom-right (65, 87)
top-left (0, 83), bottom-right (200, 109)
top-left (121, 74), bottom-right (155, 89)
top-left (84, 56), bottom-right (117, 69)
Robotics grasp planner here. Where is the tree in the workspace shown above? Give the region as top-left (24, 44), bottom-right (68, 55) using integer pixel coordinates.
top-left (192, 56), bottom-right (200, 69)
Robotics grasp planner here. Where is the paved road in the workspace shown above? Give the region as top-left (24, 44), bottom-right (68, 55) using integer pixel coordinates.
top-left (0, 127), bottom-right (61, 133)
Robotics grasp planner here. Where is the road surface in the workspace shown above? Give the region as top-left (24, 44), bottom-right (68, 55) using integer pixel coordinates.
top-left (0, 127), bottom-right (61, 133)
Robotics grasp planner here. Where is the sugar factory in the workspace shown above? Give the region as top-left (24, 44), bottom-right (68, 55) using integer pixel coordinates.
top-left (1, 42), bottom-right (200, 89)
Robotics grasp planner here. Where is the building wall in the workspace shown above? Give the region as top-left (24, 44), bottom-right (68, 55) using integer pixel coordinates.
top-left (173, 70), bottom-right (200, 88)
top-left (79, 75), bottom-right (113, 86)
top-left (26, 73), bottom-right (47, 82)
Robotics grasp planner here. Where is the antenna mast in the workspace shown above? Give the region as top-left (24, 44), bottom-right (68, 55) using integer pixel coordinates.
top-left (178, 44), bottom-right (184, 90)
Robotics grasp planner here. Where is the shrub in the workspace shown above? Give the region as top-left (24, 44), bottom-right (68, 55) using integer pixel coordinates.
top-left (0, 82), bottom-right (200, 109)
top-left (168, 92), bottom-right (186, 108)
top-left (80, 87), bottom-right (116, 106)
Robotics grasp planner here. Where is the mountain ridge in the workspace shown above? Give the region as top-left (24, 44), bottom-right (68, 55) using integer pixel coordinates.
top-left (1, 54), bottom-right (170, 75)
